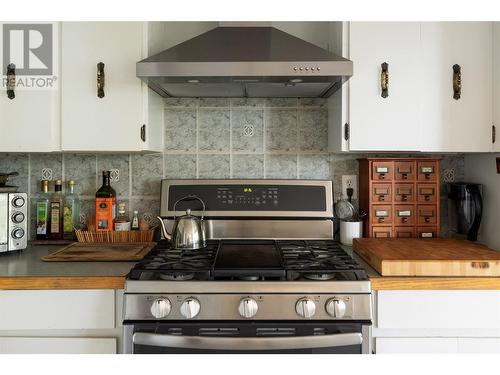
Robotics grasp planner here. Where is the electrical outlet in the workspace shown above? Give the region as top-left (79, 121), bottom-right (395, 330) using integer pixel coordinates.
top-left (341, 175), bottom-right (358, 200)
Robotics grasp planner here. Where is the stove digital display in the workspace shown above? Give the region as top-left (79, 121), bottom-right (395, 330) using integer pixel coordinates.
top-left (168, 184), bottom-right (326, 212)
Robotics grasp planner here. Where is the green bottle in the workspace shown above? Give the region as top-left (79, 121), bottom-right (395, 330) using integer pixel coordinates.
top-left (63, 180), bottom-right (80, 240)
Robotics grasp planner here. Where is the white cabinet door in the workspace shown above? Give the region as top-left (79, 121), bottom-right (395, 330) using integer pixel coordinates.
top-left (0, 22), bottom-right (60, 152)
top-left (421, 22), bottom-right (493, 152)
top-left (376, 338), bottom-right (459, 354)
top-left (0, 289), bottom-right (115, 330)
top-left (0, 337), bottom-right (116, 354)
top-left (61, 22), bottom-right (149, 152)
top-left (493, 22), bottom-right (500, 152)
top-left (348, 22), bottom-right (421, 151)
top-left (458, 338), bottom-right (500, 353)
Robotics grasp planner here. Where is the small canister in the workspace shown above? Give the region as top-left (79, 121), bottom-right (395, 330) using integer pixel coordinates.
top-left (339, 221), bottom-right (363, 246)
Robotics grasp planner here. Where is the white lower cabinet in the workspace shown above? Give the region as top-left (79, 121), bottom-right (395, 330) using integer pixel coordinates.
top-left (374, 290), bottom-right (500, 354)
top-left (0, 289), bottom-right (122, 354)
top-left (0, 337), bottom-right (116, 354)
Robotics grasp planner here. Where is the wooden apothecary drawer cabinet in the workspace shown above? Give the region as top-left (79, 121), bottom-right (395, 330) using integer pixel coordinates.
top-left (359, 158), bottom-right (441, 238)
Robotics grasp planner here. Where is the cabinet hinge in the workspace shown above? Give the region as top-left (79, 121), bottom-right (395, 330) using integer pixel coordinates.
top-left (344, 123), bottom-right (350, 141)
top-left (493, 125), bottom-right (496, 144)
top-left (140, 124), bottom-right (146, 142)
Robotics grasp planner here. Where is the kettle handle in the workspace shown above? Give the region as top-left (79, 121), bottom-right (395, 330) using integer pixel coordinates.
top-left (172, 195), bottom-right (206, 220)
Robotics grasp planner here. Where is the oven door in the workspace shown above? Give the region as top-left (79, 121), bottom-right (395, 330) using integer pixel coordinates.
top-left (124, 321), bottom-right (371, 354)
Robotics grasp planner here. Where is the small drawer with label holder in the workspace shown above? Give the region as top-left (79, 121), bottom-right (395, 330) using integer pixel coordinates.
top-left (417, 184), bottom-right (438, 203)
top-left (395, 161), bottom-right (416, 181)
top-left (372, 226), bottom-right (393, 238)
top-left (371, 183), bottom-right (392, 203)
top-left (372, 162), bottom-right (394, 181)
top-left (417, 205), bottom-right (437, 225)
top-left (395, 227), bottom-right (416, 238)
top-left (394, 205), bottom-right (415, 225)
top-left (371, 205), bottom-right (392, 225)
top-left (417, 227), bottom-right (438, 238)
top-left (394, 183), bottom-right (415, 203)
top-left (417, 161), bottom-right (439, 181)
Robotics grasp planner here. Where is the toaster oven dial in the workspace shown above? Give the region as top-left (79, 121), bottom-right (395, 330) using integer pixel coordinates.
top-left (12, 196), bottom-right (25, 208)
top-left (150, 298), bottom-right (171, 319)
top-left (11, 212), bottom-right (25, 224)
top-left (11, 228), bottom-right (25, 239)
top-left (180, 298), bottom-right (200, 319)
top-left (295, 298), bottom-right (316, 318)
top-left (326, 298), bottom-right (347, 318)
top-left (238, 297), bottom-right (258, 318)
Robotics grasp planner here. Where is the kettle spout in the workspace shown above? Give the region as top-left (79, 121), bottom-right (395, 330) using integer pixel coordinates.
top-left (157, 216), bottom-right (171, 240)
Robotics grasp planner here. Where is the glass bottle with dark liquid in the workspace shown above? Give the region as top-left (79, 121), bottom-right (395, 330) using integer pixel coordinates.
top-left (95, 171), bottom-right (117, 231)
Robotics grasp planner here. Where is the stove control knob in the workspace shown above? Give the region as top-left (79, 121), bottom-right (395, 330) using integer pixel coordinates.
top-left (180, 298), bottom-right (200, 319)
top-left (295, 298), bottom-right (316, 318)
top-left (150, 298), bottom-right (171, 319)
top-left (326, 298), bottom-right (346, 318)
top-left (238, 297), bottom-right (258, 318)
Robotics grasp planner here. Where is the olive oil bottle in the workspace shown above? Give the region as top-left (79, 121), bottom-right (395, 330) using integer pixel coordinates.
top-left (95, 171), bottom-right (116, 231)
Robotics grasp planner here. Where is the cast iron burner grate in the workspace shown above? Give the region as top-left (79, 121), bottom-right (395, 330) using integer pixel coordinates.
top-left (127, 239), bottom-right (367, 281)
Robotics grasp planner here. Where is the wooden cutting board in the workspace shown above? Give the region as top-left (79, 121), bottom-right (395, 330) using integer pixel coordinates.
top-left (42, 242), bottom-right (156, 262)
top-left (353, 238), bottom-right (500, 276)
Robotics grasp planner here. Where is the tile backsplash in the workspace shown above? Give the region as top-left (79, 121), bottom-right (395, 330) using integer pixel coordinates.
top-left (0, 97), bottom-right (464, 239)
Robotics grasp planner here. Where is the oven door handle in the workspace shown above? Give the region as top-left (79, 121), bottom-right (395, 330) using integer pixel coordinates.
top-left (133, 332), bottom-right (363, 351)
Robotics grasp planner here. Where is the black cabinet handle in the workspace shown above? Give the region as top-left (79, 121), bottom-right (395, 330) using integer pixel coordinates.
top-left (381, 62), bottom-right (389, 98)
top-left (97, 62), bottom-right (105, 98)
top-left (6, 63), bottom-right (15, 100)
top-left (453, 64), bottom-right (461, 100)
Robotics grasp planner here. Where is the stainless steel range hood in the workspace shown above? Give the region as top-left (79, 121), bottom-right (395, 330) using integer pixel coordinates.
top-left (136, 26), bottom-right (352, 98)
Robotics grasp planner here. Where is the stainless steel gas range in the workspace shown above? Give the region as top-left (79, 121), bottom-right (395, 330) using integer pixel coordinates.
top-left (123, 179), bottom-right (372, 354)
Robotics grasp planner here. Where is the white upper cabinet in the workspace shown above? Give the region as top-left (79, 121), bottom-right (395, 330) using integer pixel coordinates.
top-left (60, 22), bottom-right (162, 152)
top-left (420, 22), bottom-right (493, 152)
top-left (493, 22), bottom-right (500, 152)
top-left (347, 22), bottom-right (422, 151)
top-left (0, 22), bottom-right (60, 152)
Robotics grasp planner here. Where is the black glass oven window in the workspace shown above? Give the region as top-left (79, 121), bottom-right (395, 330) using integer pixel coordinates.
top-left (168, 185), bottom-right (326, 212)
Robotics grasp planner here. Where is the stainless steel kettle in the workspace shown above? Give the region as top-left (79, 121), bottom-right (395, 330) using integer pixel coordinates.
top-left (157, 195), bottom-right (207, 249)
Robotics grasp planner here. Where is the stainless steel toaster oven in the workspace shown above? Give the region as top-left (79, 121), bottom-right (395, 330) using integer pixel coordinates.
top-left (0, 193), bottom-right (28, 253)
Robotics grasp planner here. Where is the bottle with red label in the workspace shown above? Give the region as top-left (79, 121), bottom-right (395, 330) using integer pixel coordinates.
top-left (95, 170), bottom-right (116, 231)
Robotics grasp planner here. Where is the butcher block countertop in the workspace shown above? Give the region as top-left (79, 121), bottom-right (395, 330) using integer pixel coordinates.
top-left (0, 242), bottom-right (499, 291)
top-left (0, 245), bottom-right (134, 290)
top-left (350, 238), bottom-right (500, 290)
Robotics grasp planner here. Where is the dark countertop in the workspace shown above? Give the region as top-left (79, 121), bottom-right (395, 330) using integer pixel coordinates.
top-left (0, 244), bottom-right (136, 290)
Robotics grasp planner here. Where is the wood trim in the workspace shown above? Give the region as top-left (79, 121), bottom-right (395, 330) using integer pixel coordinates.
top-left (371, 277), bottom-right (500, 290)
top-left (0, 276), bottom-right (126, 290)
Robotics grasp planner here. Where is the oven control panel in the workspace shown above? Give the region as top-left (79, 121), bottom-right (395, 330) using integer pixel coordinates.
top-left (124, 293), bottom-right (372, 321)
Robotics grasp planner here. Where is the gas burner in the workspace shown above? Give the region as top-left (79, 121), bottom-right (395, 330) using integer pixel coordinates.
top-left (303, 273), bottom-right (335, 281)
top-left (159, 272), bottom-right (195, 281)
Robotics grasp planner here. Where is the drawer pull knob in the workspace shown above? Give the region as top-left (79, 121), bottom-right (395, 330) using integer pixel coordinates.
top-left (402, 217), bottom-right (408, 223)
top-left (425, 217), bottom-right (430, 223)
top-left (379, 218), bottom-right (385, 223)
top-left (424, 195), bottom-right (430, 201)
top-left (402, 173), bottom-right (407, 180)
top-left (379, 196), bottom-right (385, 201)
top-left (402, 195), bottom-right (408, 201)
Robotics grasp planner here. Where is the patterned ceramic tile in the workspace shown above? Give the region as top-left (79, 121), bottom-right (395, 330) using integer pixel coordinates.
top-left (299, 98), bottom-right (327, 107)
top-left (230, 98), bottom-right (266, 108)
top-left (97, 154), bottom-right (130, 198)
top-left (298, 154), bottom-right (331, 179)
top-left (265, 108), bottom-right (298, 152)
top-left (232, 154), bottom-right (264, 178)
top-left (164, 154), bottom-right (197, 179)
top-left (130, 198), bottom-right (161, 227)
top-left (164, 108), bottom-right (197, 152)
top-left (30, 153), bottom-right (62, 196)
top-left (198, 155), bottom-right (230, 178)
top-left (199, 98), bottom-right (230, 107)
top-left (198, 109), bottom-right (231, 152)
top-left (265, 98), bottom-right (298, 107)
top-left (164, 97), bottom-right (199, 107)
top-left (0, 153), bottom-right (29, 192)
top-left (231, 109), bottom-right (264, 153)
top-left (63, 154), bottom-right (96, 197)
top-left (265, 154), bottom-right (297, 179)
top-left (299, 108), bottom-right (328, 151)
top-left (131, 154), bottom-right (163, 197)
